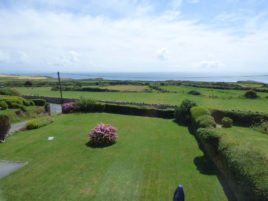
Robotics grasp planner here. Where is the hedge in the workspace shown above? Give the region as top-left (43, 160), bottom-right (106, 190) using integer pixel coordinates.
top-left (32, 99), bottom-right (46, 106)
top-left (196, 128), bottom-right (268, 201)
top-left (211, 109), bottom-right (268, 127)
top-left (0, 88), bottom-right (20, 96)
top-left (0, 101), bottom-right (8, 110)
top-left (0, 115), bottom-right (11, 142)
top-left (26, 117), bottom-right (53, 130)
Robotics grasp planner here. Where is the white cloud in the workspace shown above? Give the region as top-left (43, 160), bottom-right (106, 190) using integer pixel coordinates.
top-left (0, 9), bottom-right (268, 73)
top-left (156, 48), bottom-right (168, 60)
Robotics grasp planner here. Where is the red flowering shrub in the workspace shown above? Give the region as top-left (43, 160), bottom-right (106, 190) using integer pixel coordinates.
top-left (62, 102), bottom-right (75, 113)
top-left (89, 123), bottom-right (117, 146)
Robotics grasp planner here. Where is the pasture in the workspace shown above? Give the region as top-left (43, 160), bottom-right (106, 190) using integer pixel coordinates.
top-left (15, 87), bottom-right (268, 113)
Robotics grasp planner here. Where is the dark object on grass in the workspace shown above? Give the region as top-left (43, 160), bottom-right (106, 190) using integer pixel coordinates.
top-left (0, 115), bottom-right (11, 142)
top-left (188, 90), bottom-right (201, 95)
top-left (173, 184), bottom-right (185, 201)
top-left (244, 90), bottom-right (257, 99)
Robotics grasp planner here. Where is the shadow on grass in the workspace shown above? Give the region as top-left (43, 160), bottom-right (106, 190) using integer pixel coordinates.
top-left (194, 155), bottom-right (217, 175)
top-left (85, 141), bottom-right (116, 149)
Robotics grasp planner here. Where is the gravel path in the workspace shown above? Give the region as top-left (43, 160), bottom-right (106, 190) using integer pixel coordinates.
top-left (0, 160), bottom-right (27, 179)
top-left (8, 121), bottom-right (28, 135)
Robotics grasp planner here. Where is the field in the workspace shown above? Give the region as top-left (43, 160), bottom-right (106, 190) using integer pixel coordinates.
top-left (15, 87), bottom-right (268, 113)
top-left (0, 74), bottom-right (48, 80)
top-left (99, 85), bottom-right (149, 92)
top-left (0, 113), bottom-right (228, 201)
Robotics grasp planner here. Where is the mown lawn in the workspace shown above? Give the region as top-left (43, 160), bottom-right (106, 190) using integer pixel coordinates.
top-left (15, 87), bottom-right (268, 113)
top-left (0, 113), bottom-right (228, 201)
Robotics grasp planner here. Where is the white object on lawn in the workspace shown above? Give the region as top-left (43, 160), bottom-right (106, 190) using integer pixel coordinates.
top-left (48, 136), bottom-right (54, 141)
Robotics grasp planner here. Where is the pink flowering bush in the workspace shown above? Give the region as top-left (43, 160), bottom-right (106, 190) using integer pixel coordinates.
top-left (89, 123), bottom-right (117, 146)
top-left (62, 102), bottom-right (75, 113)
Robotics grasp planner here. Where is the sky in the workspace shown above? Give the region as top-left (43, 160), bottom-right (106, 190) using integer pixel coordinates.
top-left (0, 0), bottom-right (268, 73)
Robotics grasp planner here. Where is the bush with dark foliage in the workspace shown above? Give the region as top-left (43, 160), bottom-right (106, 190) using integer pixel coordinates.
top-left (0, 115), bottom-right (11, 142)
top-left (174, 99), bottom-right (197, 125)
top-left (0, 101), bottom-right (8, 110)
top-left (188, 90), bottom-right (201, 95)
top-left (222, 117), bottom-right (233, 128)
top-left (244, 90), bottom-right (257, 99)
top-left (32, 99), bottom-right (46, 106)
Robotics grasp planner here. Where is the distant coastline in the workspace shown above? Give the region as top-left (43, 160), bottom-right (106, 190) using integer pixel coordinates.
top-left (1, 72), bottom-right (268, 83)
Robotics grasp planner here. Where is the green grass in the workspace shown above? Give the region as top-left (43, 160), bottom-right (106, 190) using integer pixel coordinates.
top-left (0, 113), bottom-right (228, 201)
top-left (99, 85), bottom-right (149, 92)
top-left (15, 87), bottom-right (268, 113)
top-left (160, 85), bottom-right (268, 98)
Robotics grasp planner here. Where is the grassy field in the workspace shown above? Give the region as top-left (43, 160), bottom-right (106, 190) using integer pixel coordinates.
top-left (15, 87), bottom-right (268, 113)
top-left (0, 113), bottom-right (228, 201)
top-left (0, 74), bottom-right (48, 80)
top-left (160, 85), bottom-right (268, 98)
top-left (99, 85), bottom-right (149, 92)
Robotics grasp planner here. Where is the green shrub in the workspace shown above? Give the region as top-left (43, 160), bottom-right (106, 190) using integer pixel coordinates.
top-left (75, 97), bottom-right (105, 112)
top-left (9, 102), bottom-right (23, 109)
top-left (0, 115), bottom-right (11, 141)
top-left (32, 99), bottom-right (46, 106)
top-left (0, 101), bottom-right (8, 110)
top-left (254, 121), bottom-right (268, 134)
top-left (222, 117), bottom-right (233, 128)
top-left (244, 90), bottom-right (257, 99)
top-left (26, 117), bottom-right (53, 130)
top-left (0, 96), bottom-right (24, 106)
top-left (188, 90), bottom-right (201, 95)
top-left (22, 99), bottom-right (35, 106)
top-left (191, 106), bottom-right (210, 121)
top-left (174, 99), bottom-right (197, 125)
top-left (0, 88), bottom-right (20, 96)
top-left (195, 115), bottom-right (216, 128)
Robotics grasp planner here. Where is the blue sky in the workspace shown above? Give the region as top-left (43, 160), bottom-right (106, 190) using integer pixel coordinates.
top-left (0, 0), bottom-right (268, 73)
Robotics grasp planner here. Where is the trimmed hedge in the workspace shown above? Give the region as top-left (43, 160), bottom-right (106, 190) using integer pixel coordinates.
top-left (222, 117), bottom-right (233, 128)
top-left (0, 115), bottom-right (11, 141)
top-left (104, 104), bottom-right (174, 118)
top-left (26, 117), bottom-right (53, 130)
top-left (211, 109), bottom-right (268, 127)
top-left (196, 128), bottom-right (268, 201)
top-left (0, 101), bottom-right (8, 110)
top-left (0, 88), bottom-right (20, 96)
top-left (32, 99), bottom-right (46, 106)
top-left (191, 106), bottom-right (216, 129)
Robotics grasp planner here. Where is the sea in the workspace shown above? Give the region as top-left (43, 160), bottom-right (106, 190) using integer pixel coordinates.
top-left (36, 72), bottom-right (268, 83)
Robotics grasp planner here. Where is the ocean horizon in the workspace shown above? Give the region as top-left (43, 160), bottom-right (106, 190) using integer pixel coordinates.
top-left (20, 72), bottom-right (268, 83)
